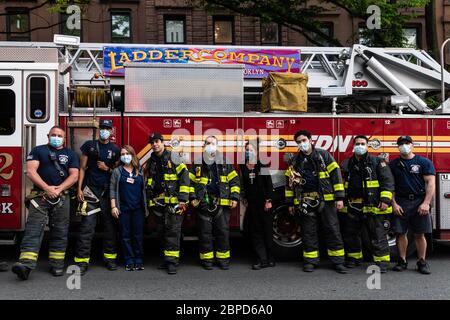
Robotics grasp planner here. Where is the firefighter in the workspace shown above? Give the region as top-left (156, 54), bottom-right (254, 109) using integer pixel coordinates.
top-left (240, 141), bottom-right (275, 270)
top-left (145, 132), bottom-right (189, 275)
top-left (12, 126), bottom-right (79, 280)
top-left (74, 119), bottom-right (120, 275)
top-left (390, 135), bottom-right (435, 274)
top-left (190, 135), bottom-right (240, 270)
top-left (285, 130), bottom-right (347, 274)
top-left (340, 135), bottom-right (395, 273)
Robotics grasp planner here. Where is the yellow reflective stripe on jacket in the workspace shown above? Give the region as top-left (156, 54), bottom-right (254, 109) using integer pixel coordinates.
top-left (164, 250), bottom-right (180, 258)
top-left (333, 183), bottom-right (345, 191)
top-left (74, 257), bottom-right (90, 263)
top-left (285, 190), bottom-right (294, 197)
top-left (165, 197), bottom-right (179, 204)
top-left (373, 255), bottom-right (390, 262)
top-left (323, 193), bottom-right (335, 201)
top-left (365, 180), bottom-right (380, 188)
top-left (189, 172), bottom-right (197, 182)
top-left (179, 186), bottom-right (190, 194)
top-left (293, 198), bottom-right (300, 205)
top-left (49, 251), bottom-right (65, 260)
top-left (230, 186), bottom-right (240, 194)
top-left (176, 163), bottom-right (187, 174)
top-left (370, 206), bottom-right (393, 215)
top-left (380, 191), bottom-right (393, 200)
top-left (327, 161), bottom-right (339, 173)
top-left (227, 170), bottom-right (238, 181)
top-left (347, 252), bottom-right (363, 260)
top-left (216, 251), bottom-right (231, 259)
top-left (328, 249), bottom-right (345, 257)
top-left (164, 174), bottom-right (178, 181)
top-left (319, 171), bottom-right (330, 179)
top-left (219, 198), bottom-right (231, 206)
top-left (285, 168), bottom-right (291, 176)
top-left (19, 252), bottom-right (38, 261)
top-left (148, 200), bottom-right (155, 207)
top-left (104, 253), bottom-right (117, 260)
top-left (200, 252), bottom-right (214, 260)
top-left (220, 176), bottom-right (228, 183)
top-left (199, 177), bottom-right (209, 185)
top-left (147, 178), bottom-right (153, 186)
top-left (303, 251), bottom-right (319, 259)
top-left (189, 187), bottom-right (195, 193)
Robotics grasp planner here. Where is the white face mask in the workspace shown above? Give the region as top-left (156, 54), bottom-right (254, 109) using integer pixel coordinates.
top-left (298, 142), bottom-right (310, 153)
top-left (204, 144), bottom-right (217, 156)
top-left (399, 144), bottom-right (412, 155)
top-left (121, 154), bottom-right (132, 165)
top-left (353, 145), bottom-right (368, 156)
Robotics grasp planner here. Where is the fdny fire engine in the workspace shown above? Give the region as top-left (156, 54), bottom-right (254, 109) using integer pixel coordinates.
top-left (0, 35), bottom-right (449, 257)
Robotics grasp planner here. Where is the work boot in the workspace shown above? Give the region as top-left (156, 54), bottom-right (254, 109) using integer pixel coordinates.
top-left (158, 262), bottom-right (179, 270)
top-left (217, 260), bottom-right (230, 270)
top-left (105, 260), bottom-right (118, 271)
top-left (416, 258), bottom-right (431, 275)
top-left (0, 261), bottom-right (8, 272)
top-left (135, 263), bottom-right (145, 271)
top-left (125, 264), bottom-right (135, 271)
top-left (167, 263), bottom-right (177, 275)
top-left (344, 259), bottom-right (360, 269)
top-left (76, 263), bottom-right (88, 276)
top-left (12, 262), bottom-right (31, 280)
top-left (392, 258), bottom-right (408, 272)
top-left (268, 260), bottom-right (276, 267)
top-left (252, 261), bottom-right (269, 270)
top-left (303, 263), bottom-right (315, 273)
top-left (201, 261), bottom-right (214, 270)
top-left (50, 266), bottom-right (64, 277)
top-left (333, 264), bottom-right (348, 274)
top-left (376, 262), bottom-right (388, 273)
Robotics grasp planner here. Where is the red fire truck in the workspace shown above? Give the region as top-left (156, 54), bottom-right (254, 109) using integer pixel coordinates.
top-left (0, 38), bottom-right (449, 257)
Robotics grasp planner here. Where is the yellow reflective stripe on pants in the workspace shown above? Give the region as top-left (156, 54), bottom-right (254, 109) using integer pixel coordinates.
top-left (20, 252), bottom-right (38, 261)
top-left (216, 251), bottom-right (230, 259)
top-left (303, 251), bottom-right (319, 259)
top-left (373, 255), bottom-right (390, 262)
top-left (230, 186), bottom-right (240, 194)
top-left (285, 190), bottom-right (294, 197)
top-left (49, 251), bottom-right (66, 260)
top-left (179, 186), bottom-right (190, 193)
top-left (227, 170), bottom-right (238, 181)
top-left (328, 249), bottom-right (345, 257)
top-left (200, 252), bottom-right (214, 260)
top-left (380, 191), bottom-right (393, 200)
top-left (104, 253), bottom-right (117, 260)
top-left (147, 178), bottom-right (153, 186)
top-left (319, 171), bottom-right (330, 179)
top-left (176, 163), bottom-right (187, 174)
top-left (165, 197), bottom-right (179, 204)
top-left (164, 174), bottom-right (178, 181)
top-left (164, 250), bottom-right (180, 258)
top-left (74, 257), bottom-right (90, 263)
top-left (365, 180), bottom-right (380, 188)
top-left (189, 187), bottom-right (195, 193)
top-left (347, 252), bottom-right (363, 260)
top-left (323, 193), bottom-right (335, 201)
top-left (327, 161), bottom-right (339, 173)
top-left (333, 183), bottom-right (344, 191)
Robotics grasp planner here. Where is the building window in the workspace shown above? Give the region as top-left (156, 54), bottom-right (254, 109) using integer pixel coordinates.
top-left (261, 22), bottom-right (280, 45)
top-left (60, 13), bottom-right (82, 38)
top-left (6, 10), bottom-right (30, 41)
top-left (165, 16), bottom-right (185, 44)
top-left (403, 27), bottom-right (419, 48)
top-left (111, 11), bottom-right (131, 43)
top-left (213, 16), bottom-right (234, 45)
top-left (311, 22), bottom-right (333, 46)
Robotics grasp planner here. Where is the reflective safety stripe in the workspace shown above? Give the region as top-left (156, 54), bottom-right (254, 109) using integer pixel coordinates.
top-left (179, 186), bottom-right (190, 194)
top-left (365, 180), bottom-right (380, 188)
top-left (200, 252), bottom-right (214, 260)
top-left (323, 193), bottom-right (335, 201)
top-left (327, 161), bottom-right (339, 173)
top-left (285, 190), bottom-right (294, 197)
top-left (293, 198), bottom-right (300, 205)
top-left (165, 197), bottom-right (179, 204)
top-left (303, 251), bottom-right (319, 259)
top-left (347, 252), bottom-right (363, 260)
top-left (333, 183), bottom-right (345, 191)
top-left (285, 168), bottom-right (291, 176)
top-left (164, 250), bottom-right (180, 258)
top-left (370, 206), bottom-right (393, 215)
top-left (104, 253), bottom-right (117, 260)
top-left (49, 251), bottom-right (66, 260)
top-left (328, 249), bottom-right (345, 257)
top-left (74, 257), bottom-right (90, 263)
top-left (147, 178), bottom-right (153, 186)
top-left (199, 177), bottom-right (209, 185)
top-left (230, 186), bottom-right (240, 194)
top-left (164, 174), bottom-right (178, 181)
top-left (227, 170), bottom-right (238, 181)
top-left (189, 187), bottom-right (196, 193)
top-left (344, 182), bottom-right (348, 189)
top-left (380, 191), bottom-right (393, 200)
top-left (19, 252), bottom-right (38, 261)
top-left (219, 198), bottom-right (231, 206)
top-left (373, 255), bottom-right (390, 262)
top-left (220, 176), bottom-right (228, 183)
top-left (189, 173), bottom-right (197, 182)
top-left (176, 163), bottom-right (187, 174)
top-left (148, 200), bottom-right (155, 207)
top-left (339, 206), bottom-right (348, 213)
top-left (216, 251), bottom-right (231, 259)
top-left (319, 171), bottom-right (330, 179)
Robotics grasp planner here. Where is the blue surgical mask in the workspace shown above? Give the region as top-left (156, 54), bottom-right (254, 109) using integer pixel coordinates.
top-left (49, 136), bottom-right (63, 148)
top-left (353, 145), bottom-right (368, 156)
top-left (299, 142), bottom-right (310, 153)
top-left (100, 129), bottom-right (110, 141)
top-left (399, 144), bottom-right (412, 155)
top-left (121, 155), bottom-right (132, 165)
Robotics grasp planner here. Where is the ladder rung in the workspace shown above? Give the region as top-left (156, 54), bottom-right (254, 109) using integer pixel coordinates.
top-left (67, 120), bottom-right (99, 128)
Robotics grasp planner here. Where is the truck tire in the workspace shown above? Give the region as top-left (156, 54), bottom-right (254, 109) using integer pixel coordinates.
top-left (272, 204), bottom-right (302, 259)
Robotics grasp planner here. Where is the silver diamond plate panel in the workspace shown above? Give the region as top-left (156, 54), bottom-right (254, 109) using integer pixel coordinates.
top-left (124, 63), bottom-right (243, 113)
top-left (0, 48), bottom-right (58, 63)
top-left (438, 173), bottom-right (450, 229)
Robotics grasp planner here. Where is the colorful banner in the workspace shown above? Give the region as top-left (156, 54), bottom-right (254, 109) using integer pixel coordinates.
top-left (103, 47), bottom-right (301, 78)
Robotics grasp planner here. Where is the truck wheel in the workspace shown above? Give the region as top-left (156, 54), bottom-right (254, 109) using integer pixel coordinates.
top-left (272, 204), bottom-right (302, 259)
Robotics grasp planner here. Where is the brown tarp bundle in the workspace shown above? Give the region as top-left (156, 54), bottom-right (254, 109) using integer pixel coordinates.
top-left (261, 72), bottom-right (308, 112)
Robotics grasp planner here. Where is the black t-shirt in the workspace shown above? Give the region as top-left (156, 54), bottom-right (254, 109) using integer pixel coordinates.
top-left (80, 140), bottom-right (120, 189)
top-left (240, 164), bottom-right (273, 205)
top-left (26, 144), bottom-right (80, 188)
